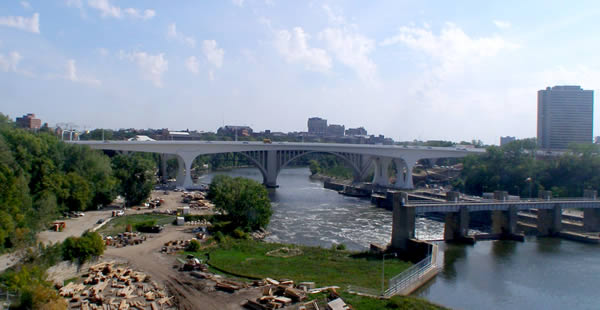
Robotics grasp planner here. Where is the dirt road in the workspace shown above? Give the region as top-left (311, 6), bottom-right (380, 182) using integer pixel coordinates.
top-left (104, 225), bottom-right (261, 310)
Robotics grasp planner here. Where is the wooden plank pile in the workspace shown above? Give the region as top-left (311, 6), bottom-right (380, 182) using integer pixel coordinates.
top-left (59, 262), bottom-right (176, 310)
top-left (243, 279), bottom-right (308, 310)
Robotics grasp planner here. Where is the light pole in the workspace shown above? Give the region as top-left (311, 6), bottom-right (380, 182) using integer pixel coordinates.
top-left (381, 253), bottom-right (397, 295)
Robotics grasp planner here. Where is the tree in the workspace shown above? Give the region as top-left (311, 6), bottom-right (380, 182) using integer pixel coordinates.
top-left (62, 231), bottom-right (105, 264)
top-left (309, 160), bottom-right (321, 175)
top-left (112, 153), bottom-right (156, 207)
top-left (207, 175), bottom-right (272, 231)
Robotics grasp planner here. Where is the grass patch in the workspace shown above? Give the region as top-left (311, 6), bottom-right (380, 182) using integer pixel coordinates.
top-left (63, 277), bottom-right (79, 287)
top-left (192, 239), bottom-right (411, 291)
top-left (339, 292), bottom-right (449, 310)
top-left (97, 214), bottom-right (175, 235)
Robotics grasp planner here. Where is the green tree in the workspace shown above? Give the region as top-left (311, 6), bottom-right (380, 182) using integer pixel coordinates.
top-left (62, 231), bottom-right (105, 264)
top-left (309, 160), bottom-right (321, 175)
top-left (112, 153), bottom-right (156, 207)
top-left (207, 175), bottom-right (272, 231)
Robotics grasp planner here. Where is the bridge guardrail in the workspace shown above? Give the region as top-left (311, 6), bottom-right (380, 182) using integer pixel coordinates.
top-left (384, 244), bottom-right (441, 297)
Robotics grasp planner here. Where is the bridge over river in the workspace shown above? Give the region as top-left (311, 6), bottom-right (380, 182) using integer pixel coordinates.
top-left (71, 140), bottom-right (484, 189)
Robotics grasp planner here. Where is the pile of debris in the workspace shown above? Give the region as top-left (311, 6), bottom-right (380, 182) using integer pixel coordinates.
top-left (182, 192), bottom-right (214, 210)
top-left (104, 232), bottom-right (146, 248)
top-left (161, 239), bottom-right (199, 254)
top-left (146, 197), bottom-right (164, 209)
top-left (249, 228), bottom-right (270, 241)
top-left (59, 262), bottom-right (175, 310)
top-left (243, 278), bottom-right (310, 310)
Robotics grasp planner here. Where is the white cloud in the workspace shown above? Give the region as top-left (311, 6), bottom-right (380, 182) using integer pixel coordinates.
top-left (88, 0), bottom-right (155, 20)
top-left (65, 59), bottom-right (101, 86)
top-left (0, 52), bottom-right (22, 72)
top-left (208, 70), bottom-right (215, 81)
top-left (493, 20), bottom-right (511, 29)
top-left (186, 56), bottom-right (200, 74)
top-left (232, 0), bottom-right (244, 7)
top-left (202, 40), bottom-right (224, 68)
top-left (97, 47), bottom-right (109, 56)
top-left (381, 23), bottom-right (518, 79)
top-left (319, 27), bottom-right (377, 83)
top-left (0, 13), bottom-right (40, 34)
top-left (273, 27), bottom-right (331, 73)
top-left (167, 23), bottom-right (196, 47)
top-left (66, 0), bottom-right (83, 8)
top-left (120, 51), bottom-right (168, 87)
top-left (20, 2), bottom-right (31, 9)
top-left (322, 4), bottom-right (345, 25)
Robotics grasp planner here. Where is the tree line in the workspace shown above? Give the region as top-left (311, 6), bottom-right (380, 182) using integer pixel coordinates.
top-left (0, 114), bottom-right (156, 253)
top-left (453, 138), bottom-right (600, 198)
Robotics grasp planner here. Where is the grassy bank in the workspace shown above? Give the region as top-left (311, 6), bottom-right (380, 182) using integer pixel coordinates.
top-left (97, 214), bottom-right (175, 235)
top-left (192, 239), bottom-right (411, 290)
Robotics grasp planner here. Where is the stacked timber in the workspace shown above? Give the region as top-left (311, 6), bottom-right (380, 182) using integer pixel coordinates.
top-left (59, 262), bottom-right (175, 310)
top-left (242, 279), bottom-right (308, 310)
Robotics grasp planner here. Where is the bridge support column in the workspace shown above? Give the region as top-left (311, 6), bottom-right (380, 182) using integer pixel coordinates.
top-left (392, 159), bottom-right (406, 189)
top-left (444, 206), bottom-right (470, 241)
top-left (537, 204), bottom-right (562, 236)
top-left (373, 157), bottom-right (391, 187)
top-left (492, 205), bottom-right (517, 236)
top-left (160, 154), bottom-right (168, 183)
top-left (391, 191), bottom-right (415, 251)
top-left (403, 161), bottom-right (415, 189)
top-left (263, 150), bottom-right (278, 188)
top-left (583, 190), bottom-right (600, 231)
top-left (175, 156), bottom-right (185, 187)
top-left (175, 152), bottom-right (198, 189)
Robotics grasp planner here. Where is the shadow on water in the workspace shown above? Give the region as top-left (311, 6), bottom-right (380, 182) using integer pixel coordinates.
top-left (535, 237), bottom-right (562, 253)
top-left (490, 240), bottom-right (517, 263)
top-left (440, 243), bottom-right (467, 280)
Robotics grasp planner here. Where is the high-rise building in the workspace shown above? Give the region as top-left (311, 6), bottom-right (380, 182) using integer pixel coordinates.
top-left (345, 127), bottom-right (368, 136)
top-left (537, 85), bottom-right (593, 150)
top-left (307, 117), bottom-right (327, 136)
top-left (500, 136), bottom-right (516, 146)
top-left (326, 124), bottom-right (345, 137)
top-left (16, 113), bottom-right (41, 129)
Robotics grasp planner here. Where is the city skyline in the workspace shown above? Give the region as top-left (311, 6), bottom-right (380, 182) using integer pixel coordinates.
top-left (1, 1), bottom-right (600, 144)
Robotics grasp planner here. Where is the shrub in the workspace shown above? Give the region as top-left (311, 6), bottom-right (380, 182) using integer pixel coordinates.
top-left (134, 220), bottom-right (157, 232)
top-left (186, 240), bottom-right (201, 252)
top-left (62, 231), bottom-right (105, 264)
top-left (232, 228), bottom-right (248, 239)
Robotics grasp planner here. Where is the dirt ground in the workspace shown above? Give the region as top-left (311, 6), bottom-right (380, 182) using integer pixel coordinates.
top-left (103, 225), bottom-right (262, 310)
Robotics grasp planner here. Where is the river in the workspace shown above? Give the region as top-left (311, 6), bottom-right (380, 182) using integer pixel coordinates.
top-left (198, 167), bottom-right (600, 310)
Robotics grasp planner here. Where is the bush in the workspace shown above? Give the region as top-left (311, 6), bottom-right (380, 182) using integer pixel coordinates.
top-left (134, 220), bottom-right (157, 232)
top-left (186, 240), bottom-right (201, 252)
top-left (62, 231), bottom-right (105, 264)
top-left (213, 231), bottom-right (225, 243)
top-left (232, 228), bottom-right (248, 239)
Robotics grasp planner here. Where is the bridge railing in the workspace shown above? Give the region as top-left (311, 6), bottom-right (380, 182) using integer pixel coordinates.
top-left (384, 244), bottom-right (441, 298)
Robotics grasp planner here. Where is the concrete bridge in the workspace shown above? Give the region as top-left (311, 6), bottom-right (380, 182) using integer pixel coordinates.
top-left (71, 141), bottom-right (484, 189)
top-left (391, 190), bottom-right (600, 251)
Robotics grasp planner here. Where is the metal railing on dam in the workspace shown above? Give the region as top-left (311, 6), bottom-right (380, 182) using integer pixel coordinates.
top-left (406, 198), bottom-right (600, 213)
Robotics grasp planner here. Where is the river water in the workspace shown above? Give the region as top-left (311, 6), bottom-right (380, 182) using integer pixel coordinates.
top-left (198, 167), bottom-right (600, 310)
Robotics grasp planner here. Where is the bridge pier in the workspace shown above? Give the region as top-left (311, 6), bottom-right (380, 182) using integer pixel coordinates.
top-left (373, 157), bottom-right (391, 187)
top-left (537, 204), bottom-right (562, 236)
top-left (390, 191), bottom-right (415, 251)
top-left (492, 206), bottom-right (517, 235)
top-left (160, 154), bottom-right (168, 183)
top-left (444, 206), bottom-right (470, 241)
top-left (264, 150), bottom-right (278, 188)
top-left (174, 152), bottom-right (198, 189)
top-left (583, 190), bottom-right (600, 231)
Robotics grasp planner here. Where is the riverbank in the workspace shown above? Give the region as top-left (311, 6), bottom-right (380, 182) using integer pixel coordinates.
top-left (189, 238), bottom-right (448, 309)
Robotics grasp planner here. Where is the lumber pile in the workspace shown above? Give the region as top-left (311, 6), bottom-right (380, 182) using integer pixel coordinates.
top-left (60, 262), bottom-right (175, 310)
top-left (242, 278), bottom-right (308, 310)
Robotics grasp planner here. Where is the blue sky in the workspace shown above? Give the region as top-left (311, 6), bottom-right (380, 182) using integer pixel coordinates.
top-left (1, 0), bottom-right (599, 144)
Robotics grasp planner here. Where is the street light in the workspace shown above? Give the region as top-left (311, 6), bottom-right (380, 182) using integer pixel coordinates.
top-left (381, 252), bottom-right (397, 295)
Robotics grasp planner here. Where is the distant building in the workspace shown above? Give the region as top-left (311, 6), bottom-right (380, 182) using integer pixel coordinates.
top-left (500, 136), bottom-right (516, 146)
top-left (217, 125), bottom-right (253, 137)
top-left (537, 85), bottom-right (594, 150)
top-left (16, 113), bottom-right (41, 129)
top-left (327, 124), bottom-right (345, 137)
top-left (161, 129), bottom-right (203, 140)
top-left (307, 117), bottom-right (327, 136)
top-left (345, 127), bottom-right (367, 136)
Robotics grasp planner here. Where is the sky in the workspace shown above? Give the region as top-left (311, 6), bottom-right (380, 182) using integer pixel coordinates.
top-left (1, 0), bottom-right (600, 144)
